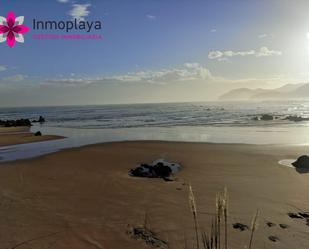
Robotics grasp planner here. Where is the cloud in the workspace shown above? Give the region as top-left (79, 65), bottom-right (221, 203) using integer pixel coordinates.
top-left (2, 74), bottom-right (27, 82)
top-left (258, 34), bottom-right (268, 39)
top-left (210, 29), bottom-right (217, 33)
top-left (208, 47), bottom-right (282, 61)
top-left (106, 63), bottom-right (213, 83)
top-left (0, 65), bottom-right (7, 72)
top-left (44, 77), bottom-right (93, 87)
top-left (258, 33), bottom-right (274, 39)
top-left (257, 47), bottom-right (282, 57)
top-left (57, 0), bottom-right (69, 3)
top-left (146, 14), bottom-right (156, 20)
top-left (69, 4), bottom-right (91, 21)
top-left (44, 63), bottom-right (213, 87)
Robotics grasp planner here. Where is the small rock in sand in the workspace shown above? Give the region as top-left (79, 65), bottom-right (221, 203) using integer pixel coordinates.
top-left (292, 155), bottom-right (309, 168)
top-left (34, 131), bottom-right (42, 136)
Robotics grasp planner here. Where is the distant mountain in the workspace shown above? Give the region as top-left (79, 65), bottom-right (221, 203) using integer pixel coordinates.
top-left (218, 83), bottom-right (308, 101)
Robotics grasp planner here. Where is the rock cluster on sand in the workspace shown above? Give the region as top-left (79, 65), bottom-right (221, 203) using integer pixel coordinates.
top-left (129, 159), bottom-right (181, 179)
top-left (0, 119), bottom-right (32, 127)
top-left (292, 155), bottom-right (309, 168)
top-left (0, 116), bottom-right (46, 127)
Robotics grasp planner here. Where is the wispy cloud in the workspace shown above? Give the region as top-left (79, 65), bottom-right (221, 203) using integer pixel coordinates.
top-left (0, 65), bottom-right (7, 72)
top-left (57, 0), bottom-right (70, 3)
top-left (69, 4), bottom-right (91, 21)
top-left (258, 34), bottom-right (268, 39)
top-left (146, 14), bottom-right (156, 20)
top-left (44, 63), bottom-right (213, 87)
top-left (208, 47), bottom-right (282, 61)
top-left (258, 33), bottom-right (274, 39)
top-left (210, 29), bottom-right (217, 33)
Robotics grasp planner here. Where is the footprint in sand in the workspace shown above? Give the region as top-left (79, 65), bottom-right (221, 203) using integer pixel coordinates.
top-left (266, 222), bottom-right (276, 227)
top-left (268, 235), bottom-right (279, 242)
top-left (279, 224), bottom-right (289, 229)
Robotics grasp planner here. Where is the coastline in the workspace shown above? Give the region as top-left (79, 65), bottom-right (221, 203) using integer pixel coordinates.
top-left (0, 127), bottom-right (64, 147)
top-left (0, 140), bottom-right (308, 248)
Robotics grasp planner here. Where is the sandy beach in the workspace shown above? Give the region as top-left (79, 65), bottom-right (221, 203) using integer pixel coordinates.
top-left (0, 139), bottom-right (308, 249)
top-left (0, 127), bottom-right (64, 147)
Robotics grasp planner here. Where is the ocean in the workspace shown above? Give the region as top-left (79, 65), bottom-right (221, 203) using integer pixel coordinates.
top-left (0, 101), bottom-right (309, 162)
top-left (0, 101), bottom-right (308, 129)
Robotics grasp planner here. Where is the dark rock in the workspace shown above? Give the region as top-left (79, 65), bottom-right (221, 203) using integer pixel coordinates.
top-left (0, 119), bottom-right (31, 127)
top-left (38, 116), bottom-right (45, 123)
top-left (232, 223), bottom-right (249, 231)
top-left (34, 131), bottom-right (42, 136)
top-left (268, 236), bottom-right (279, 242)
top-left (153, 163), bottom-right (172, 178)
top-left (32, 116), bottom-right (46, 123)
top-left (292, 156), bottom-right (309, 168)
top-left (260, 114), bottom-right (274, 121)
top-left (129, 160), bottom-right (178, 180)
top-left (279, 224), bottom-right (288, 229)
top-left (252, 116), bottom-right (259, 121)
top-left (266, 222), bottom-right (276, 227)
top-left (285, 115), bottom-right (309, 122)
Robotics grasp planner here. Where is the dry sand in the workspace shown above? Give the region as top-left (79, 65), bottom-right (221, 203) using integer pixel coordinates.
top-left (0, 140), bottom-right (309, 249)
top-left (0, 127), bottom-right (63, 146)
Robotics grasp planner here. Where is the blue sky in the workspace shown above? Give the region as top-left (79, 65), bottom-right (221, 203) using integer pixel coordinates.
top-left (0, 0), bottom-right (309, 106)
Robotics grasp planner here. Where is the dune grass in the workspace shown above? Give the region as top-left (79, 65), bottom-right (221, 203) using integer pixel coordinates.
top-left (189, 185), bottom-right (259, 249)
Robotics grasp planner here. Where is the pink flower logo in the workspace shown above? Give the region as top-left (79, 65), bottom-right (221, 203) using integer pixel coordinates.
top-left (0, 11), bottom-right (29, 48)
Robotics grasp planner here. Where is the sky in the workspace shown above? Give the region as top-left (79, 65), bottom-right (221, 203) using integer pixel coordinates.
top-left (0, 0), bottom-right (309, 106)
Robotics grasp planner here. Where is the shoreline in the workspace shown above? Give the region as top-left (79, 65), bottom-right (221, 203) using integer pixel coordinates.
top-left (0, 130), bottom-right (307, 164)
top-left (0, 127), bottom-right (64, 147)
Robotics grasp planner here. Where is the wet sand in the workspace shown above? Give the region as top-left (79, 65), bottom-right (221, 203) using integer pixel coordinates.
top-left (0, 127), bottom-right (64, 147)
top-left (0, 141), bottom-right (309, 249)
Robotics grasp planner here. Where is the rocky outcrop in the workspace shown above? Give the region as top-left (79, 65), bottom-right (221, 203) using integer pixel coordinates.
top-left (260, 114), bottom-right (274, 121)
top-left (284, 115), bottom-right (309, 122)
top-left (0, 119), bottom-right (31, 127)
top-left (251, 114), bottom-right (275, 121)
top-left (32, 116), bottom-right (46, 123)
top-left (0, 116), bottom-right (46, 127)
